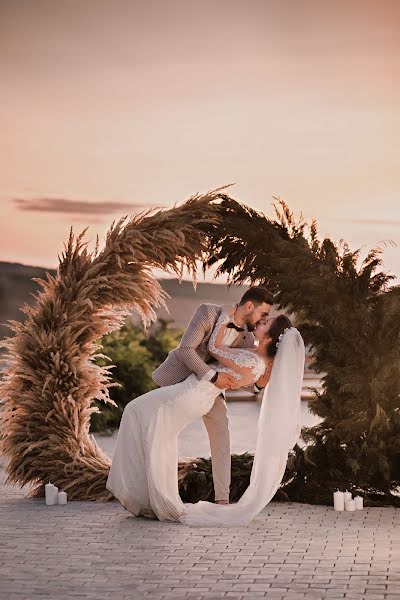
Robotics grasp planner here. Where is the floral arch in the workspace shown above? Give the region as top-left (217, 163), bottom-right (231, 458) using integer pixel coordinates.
top-left (1, 186), bottom-right (399, 505)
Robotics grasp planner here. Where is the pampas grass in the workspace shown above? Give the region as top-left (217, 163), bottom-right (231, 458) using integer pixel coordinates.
top-left (0, 188), bottom-right (228, 501)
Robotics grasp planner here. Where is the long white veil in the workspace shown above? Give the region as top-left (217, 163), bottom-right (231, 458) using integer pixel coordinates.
top-left (179, 327), bottom-right (305, 527)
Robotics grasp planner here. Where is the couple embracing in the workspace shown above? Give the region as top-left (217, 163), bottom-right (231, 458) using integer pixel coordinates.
top-left (106, 287), bottom-right (305, 527)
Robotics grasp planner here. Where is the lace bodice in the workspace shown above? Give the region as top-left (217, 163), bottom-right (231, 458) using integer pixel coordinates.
top-left (207, 311), bottom-right (266, 383)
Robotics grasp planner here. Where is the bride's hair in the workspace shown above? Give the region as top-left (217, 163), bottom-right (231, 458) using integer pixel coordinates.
top-left (265, 315), bottom-right (292, 358)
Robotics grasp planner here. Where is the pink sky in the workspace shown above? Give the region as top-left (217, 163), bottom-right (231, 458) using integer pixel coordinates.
top-left (1, 0), bottom-right (399, 281)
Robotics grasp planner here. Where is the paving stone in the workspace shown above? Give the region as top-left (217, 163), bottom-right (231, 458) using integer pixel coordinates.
top-left (1, 460), bottom-right (400, 600)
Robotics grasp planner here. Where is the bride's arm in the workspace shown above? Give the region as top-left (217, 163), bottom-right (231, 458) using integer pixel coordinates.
top-left (255, 359), bottom-right (274, 388)
top-left (208, 311), bottom-right (258, 383)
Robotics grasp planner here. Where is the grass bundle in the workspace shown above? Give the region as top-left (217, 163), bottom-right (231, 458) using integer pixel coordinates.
top-left (0, 188), bottom-right (226, 500)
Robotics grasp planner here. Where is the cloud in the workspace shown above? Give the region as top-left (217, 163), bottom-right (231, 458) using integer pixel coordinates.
top-left (13, 197), bottom-right (155, 216)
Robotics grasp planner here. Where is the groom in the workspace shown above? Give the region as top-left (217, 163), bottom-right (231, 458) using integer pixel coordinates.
top-left (152, 286), bottom-right (273, 504)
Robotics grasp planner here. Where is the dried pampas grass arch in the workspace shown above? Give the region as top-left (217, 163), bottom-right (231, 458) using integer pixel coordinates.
top-left (0, 189), bottom-right (231, 501)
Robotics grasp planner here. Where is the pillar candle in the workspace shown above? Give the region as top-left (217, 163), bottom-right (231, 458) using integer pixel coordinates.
top-left (45, 482), bottom-right (57, 506)
top-left (52, 486), bottom-right (59, 504)
top-left (58, 491), bottom-right (67, 505)
top-left (354, 495), bottom-right (363, 510)
top-left (343, 490), bottom-right (352, 502)
top-left (333, 490), bottom-right (344, 511)
top-left (345, 499), bottom-right (356, 511)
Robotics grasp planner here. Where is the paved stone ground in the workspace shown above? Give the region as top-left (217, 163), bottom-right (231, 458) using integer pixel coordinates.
top-left (1, 463), bottom-right (400, 600)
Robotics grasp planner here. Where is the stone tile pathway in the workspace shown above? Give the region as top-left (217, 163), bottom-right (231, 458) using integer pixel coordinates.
top-left (1, 459), bottom-right (399, 600)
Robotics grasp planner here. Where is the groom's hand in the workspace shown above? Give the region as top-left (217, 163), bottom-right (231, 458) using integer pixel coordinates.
top-left (214, 372), bottom-right (237, 389)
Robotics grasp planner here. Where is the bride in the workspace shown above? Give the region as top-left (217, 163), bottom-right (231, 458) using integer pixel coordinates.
top-left (106, 308), bottom-right (305, 527)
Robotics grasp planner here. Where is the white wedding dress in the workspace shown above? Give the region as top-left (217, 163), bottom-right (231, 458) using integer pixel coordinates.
top-left (106, 311), bottom-right (305, 527)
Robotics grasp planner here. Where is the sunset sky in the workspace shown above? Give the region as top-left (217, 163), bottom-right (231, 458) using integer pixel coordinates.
top-left (1, 0), bottom-right (399, 281)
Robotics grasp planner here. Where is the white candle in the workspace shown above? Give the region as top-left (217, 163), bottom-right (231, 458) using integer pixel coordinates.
top-left (58, 491), bottom-right (67, 505)
top-left (333, 490), bottom-right (344, 511)
top-left (345, 499), bottom-right (356, 511)
top-left (52, 486), bottom-right (59, 504)
top-left (45, 482), bottom-right (57, 506)
top-left (343, 490), bottom-right (352, 502)
top-left (354, 495), bottom-right (363, 510)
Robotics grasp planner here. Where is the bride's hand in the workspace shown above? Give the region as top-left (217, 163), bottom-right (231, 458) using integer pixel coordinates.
top-left (256, 359), bottom-right (274, 388)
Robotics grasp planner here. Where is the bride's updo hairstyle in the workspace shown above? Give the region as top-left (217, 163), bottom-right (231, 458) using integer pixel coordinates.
top-left (265, 315), bottom-right (293, 359)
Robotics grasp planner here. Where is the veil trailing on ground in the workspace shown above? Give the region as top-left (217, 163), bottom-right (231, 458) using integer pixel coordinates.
top-left (179, 327), bottom-right (305, 527)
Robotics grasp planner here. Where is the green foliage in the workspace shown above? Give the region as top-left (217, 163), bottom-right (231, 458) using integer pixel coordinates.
top-left (90, 318), bottom-right (183, 433)
top-left (178, 453), bottom-right (254, 503)
top-left (208, 198), bottom-right (400, 504)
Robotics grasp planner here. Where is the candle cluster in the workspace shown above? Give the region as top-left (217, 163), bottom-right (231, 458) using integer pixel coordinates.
top-left (45, 482), bottom-right (67, 506)
top-left (333, 490), bottom-right (363, 512)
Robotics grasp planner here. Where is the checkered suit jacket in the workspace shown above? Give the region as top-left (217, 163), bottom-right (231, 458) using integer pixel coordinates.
top-left (152, 303), bottom-right (255, 387)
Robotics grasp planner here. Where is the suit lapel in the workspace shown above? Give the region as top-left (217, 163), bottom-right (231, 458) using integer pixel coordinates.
top-left (204, 306), bottom-right (223, 348)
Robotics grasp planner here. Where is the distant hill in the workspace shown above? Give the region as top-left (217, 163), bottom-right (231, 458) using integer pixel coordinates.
top-left (0, 262), bottom-right (57, 340)
top-left (149, 279), bottom-right (251, 329)
top-left (0, 261), bottom-right (249, 339)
